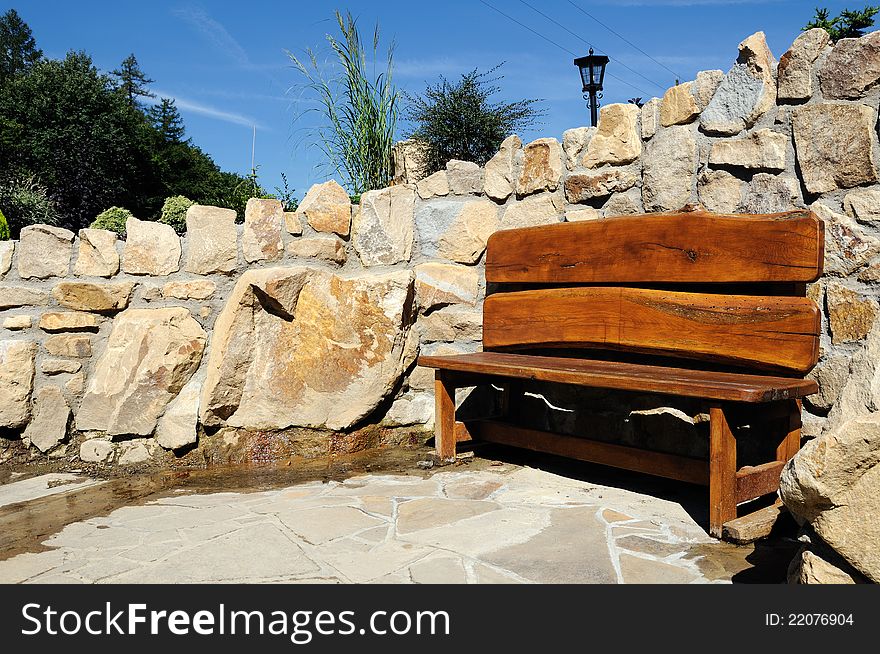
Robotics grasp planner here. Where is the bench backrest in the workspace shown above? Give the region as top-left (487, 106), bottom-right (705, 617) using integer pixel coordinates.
top-left (483, 210), bottom-right (824, 376)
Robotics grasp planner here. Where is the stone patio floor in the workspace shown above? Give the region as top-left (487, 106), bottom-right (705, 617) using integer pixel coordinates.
top-left (0, 463), bottom-right (790, 584)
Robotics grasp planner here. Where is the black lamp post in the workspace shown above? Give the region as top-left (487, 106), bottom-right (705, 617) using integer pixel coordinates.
top-left (574, 48), bottom-right (609, 128)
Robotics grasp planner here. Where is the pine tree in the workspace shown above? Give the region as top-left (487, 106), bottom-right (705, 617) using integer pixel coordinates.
top-left (805, 5), bottom-right (880, 41)
top-left (111, 53), bottom-right (155, 108)
top-left (148, 98), bottom-right (186, 142)
top-left (0, 9), bottom-right (43, 85)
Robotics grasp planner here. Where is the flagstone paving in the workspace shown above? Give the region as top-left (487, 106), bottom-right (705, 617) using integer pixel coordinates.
top-left (0, 465), bottom-right (790, 584)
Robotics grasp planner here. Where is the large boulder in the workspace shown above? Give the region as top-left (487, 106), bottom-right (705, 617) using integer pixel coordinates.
top-left (200, 267), bottom-right (417, 431)
top-left (242, 198), bottom-right (284, 263)
top-left (23, 386), bottom-right (69, 453)
top-left (0, 241), bottom-right (12, 276)
top-left (516, 138), bottom-right (562, 196)
top-left (819, 31), bottom-right (880, 99)
top-left (415, 198), bottom-right (498, 264)
top-left (352, 185), bottom-right (415, 266)
top-left (642, 125), bottom-right (696, 211)
top-left (74, 228), bottom-right (119, 278)
top-left (184, 205), bottom-right (238, 274)
top-left (781, 413), bottom-right (880, 582)
top-left (155, 372), bottom-right (202, 450)
top-left (810, 202), bottom-right (880, 277)
top-left (51, 281), bottom-right (134, 313)
top-left (122, 218), bottom-right (181, 276)
top-left (296, 180), bottom-right (352, 237)
top-left (17, 225), bottom-right (74, 279)
top-left (700, 32), bottom-right (776, 135)
top-left (660, 82), bottom-right (699, 127)
top-left (0, 285), bottom-right (49, 310)
top-left (565, 167), bottom-right (638, 203)
top-left (708, 129), bottom-right (787, 171)
top-left (581, 104), bottom-right (641, 168)
top-left (76, 308), bottom-right (206, 436)
top-left (0, 340), bottom-right (36, 428)
top-left (777, 29), bottom-right (829, 101)
top-left (484, 135), bottom-right (522, 200)
top-left (792, 104), bottom-right (878, 194)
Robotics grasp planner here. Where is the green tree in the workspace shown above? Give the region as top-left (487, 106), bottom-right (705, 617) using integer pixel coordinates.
top-left (805, 5), bottom-right (880, 41)
top-left (0, 9), bottom-right (42, 86)
top-left (111, 53), bottom-right (155, 108)
top-left (0, 51), bottom-right (161, 230)
top-left (404, 65), bottom-right (543, 175)
top-left (288, 11), bottom-right (399, 195)
top-left (148, 98), bottom-right (186, 142)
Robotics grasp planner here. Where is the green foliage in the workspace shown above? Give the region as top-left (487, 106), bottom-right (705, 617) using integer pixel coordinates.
top-left (0, 12), bottom-right (268, 233)
top-left (0, 209), bottom-right (9, 240)
top-left (111, 53), bottom-right (155, 108)
top-left (404, 64), bottom-right (544, 174)
top-left (0, 51), bottom-right (160, 230)
top-left (0, 9), bottom-right (42, 86)
top-left (288, 11), bottom-right (399, 195)
top-left (148, 98), bottom-right (185, 143)
top-left (0, 173), bottom-right (58, 237)
top-left (90, 206), bottom-right (132, 237)
top-left (273, 173), bottom-right (298, 212)
top-left (805, 5), bottom-right (880, 41)
top-left (158, 195), bottom-right (194, 234)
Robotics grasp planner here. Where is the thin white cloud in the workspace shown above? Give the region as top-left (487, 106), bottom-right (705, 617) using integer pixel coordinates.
top-left (172, 5), bottom-right (250, 65)
top-left (148, 91), bottom-right (263, 129)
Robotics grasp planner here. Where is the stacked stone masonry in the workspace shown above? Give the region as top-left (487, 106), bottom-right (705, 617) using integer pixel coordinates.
top-left (2, 30), bottom-right (880, 583)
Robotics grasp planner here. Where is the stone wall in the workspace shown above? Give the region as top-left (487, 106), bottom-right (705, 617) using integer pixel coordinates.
top-left (1, 29), bottom-right (880, 581)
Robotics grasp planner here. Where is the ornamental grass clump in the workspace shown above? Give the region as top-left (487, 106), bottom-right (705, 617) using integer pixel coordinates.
top-left (288, 11), bottom-right (398, 195)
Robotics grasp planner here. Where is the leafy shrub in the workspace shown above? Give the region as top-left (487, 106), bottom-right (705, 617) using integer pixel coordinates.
top-left (90, 206), bottom-right (132, 238)
top-left (0, 209), bottom-right (9, 240)
top-left (159, 195), bottom-right (194, 234)
top-left (404, 64), bottom-right (544, 174)
top-left (0, 173), bottom-right (59, 238)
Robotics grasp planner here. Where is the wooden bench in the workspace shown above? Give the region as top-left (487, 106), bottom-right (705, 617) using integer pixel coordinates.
top-left (418, 209), bottom-right (824, 538)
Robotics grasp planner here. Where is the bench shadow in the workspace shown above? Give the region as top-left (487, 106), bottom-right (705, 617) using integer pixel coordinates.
top-left (454, 443), bottom-right (801, 583)
top-left (465, 441), bottom-right (710, 529)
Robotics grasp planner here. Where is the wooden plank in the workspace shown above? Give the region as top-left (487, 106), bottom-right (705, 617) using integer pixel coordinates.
top-left (417, 352), bottom-right (819, 403)
top-left (476, 419), bottom-right (710, 486)
top-left (709, 406), bottom-right (737, 538)
top-left (434, 371), bottom-right (457, 460)
top-left (454, 421), bottom-right (474, 443)
top-left (777, 399), bottom-right (803, 462)
top-left (735, 461), bottom-right (786, 503)
top-left (484, 287), bottom-right (820, 374)
top-left (722, 502), bottom-right (788, 544)
top-left (486, 210), bottom-right (824, 284)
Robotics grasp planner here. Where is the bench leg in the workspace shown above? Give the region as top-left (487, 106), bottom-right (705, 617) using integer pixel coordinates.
top-left (776, 399), bottom-right (802, 463)
top-left (434, 370), bottom-right (457, 460)
top-left (709, 405), bottom-right (737, 538)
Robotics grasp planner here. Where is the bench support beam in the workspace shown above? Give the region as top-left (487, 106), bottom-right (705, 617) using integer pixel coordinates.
top-left (709, 405), bottom-right (737, 538)
top-left (434, 371), bottom-right (457, 461)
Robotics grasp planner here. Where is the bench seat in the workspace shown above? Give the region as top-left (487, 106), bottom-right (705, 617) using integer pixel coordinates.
top-left (417, 352), bottom-right (818, 403)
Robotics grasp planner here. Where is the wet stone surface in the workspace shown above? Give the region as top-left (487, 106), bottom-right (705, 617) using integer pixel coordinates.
top-left (0, 450), bottom-right (797, 584)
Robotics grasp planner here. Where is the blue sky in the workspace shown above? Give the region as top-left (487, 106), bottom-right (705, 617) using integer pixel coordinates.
top-left (12, 1), bottom-right (865, 198)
